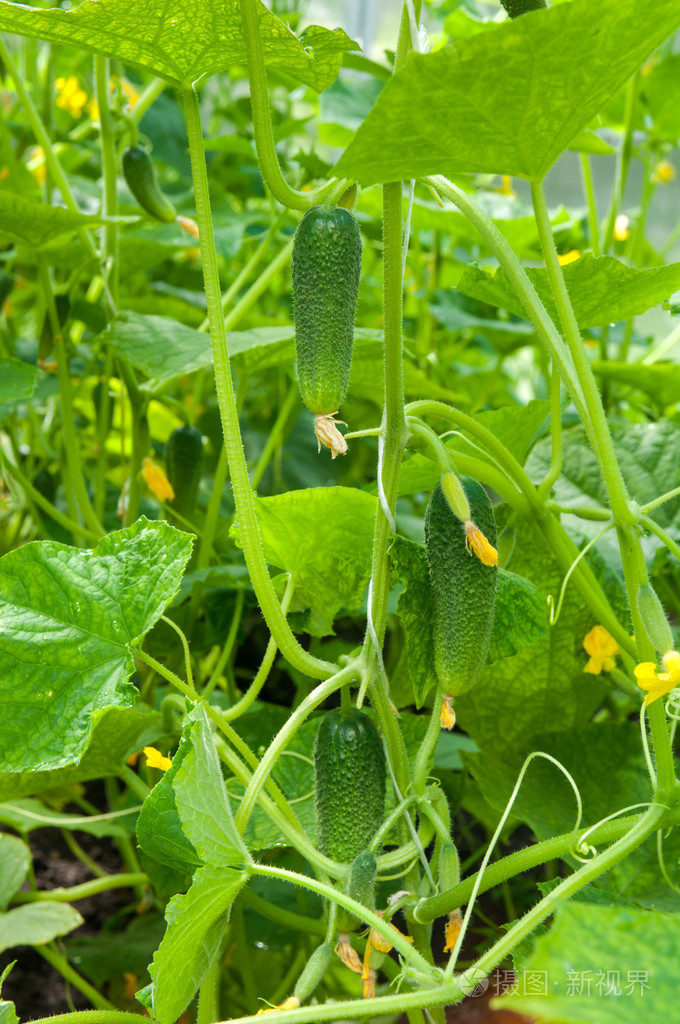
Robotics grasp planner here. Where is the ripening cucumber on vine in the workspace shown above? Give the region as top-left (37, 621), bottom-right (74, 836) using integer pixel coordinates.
top-left (164, 425), bottom-right (204, 520)
top-left (122, 145), bottom-right (177, 224)
top-left (425, 477), bottom-right (498, 697)
top-left (291, 205), bottom-right (362, 457)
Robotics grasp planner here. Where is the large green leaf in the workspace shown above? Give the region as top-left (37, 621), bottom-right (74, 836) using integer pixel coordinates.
top-left (0, 358), bottom-right (38, 414)
top-left (0, 704), bottom-right (163, 802)
top-left (150, 865), bottom-right (247, 1024)
top-left (456, 255), bottom-right (680, 330)
top-left (232, 487), bottom-right (377, 636)
top-left (173, 707), bottom-right (247, 868)
top-left (0, 190), bottom-right (106, 248)
top-left (0, 834), bottom-right (30, 910)
top-left (0, 0), bottom-right (355, 90)
top-left (0, 903), bottom-right (83, 954)
top-left (496, 903), bottom-right (680, 1023)
top-left (390, 536), bottom-right (548, 707)
top-left (0, 519), bottom-right (193, 773)
top-left (592, 361), bottom-right (680, 411)
top-left (335, 0), bottom-right (680, 183)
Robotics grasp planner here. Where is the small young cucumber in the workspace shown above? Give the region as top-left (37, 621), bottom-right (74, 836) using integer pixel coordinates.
top-left (500, 0), bottom-right (546, 16)
top-left (425, 477), bottom-right (498, 696)
top-left (337, 850), bottom-right (378, 933)
top-left (313, 708), bottom-right (385, 863)
top-left (165, 425), bottom-right (204, 519)
top-left (122, 146), bottom-right (177, 224)
top-left (293, 942), bottom-right (332, 1003)
top-left (292, 206), bottom-right (362, 418)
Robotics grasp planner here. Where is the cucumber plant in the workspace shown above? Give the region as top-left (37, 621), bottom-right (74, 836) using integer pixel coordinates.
top-left (1, 0), bottom-right (680, 1022)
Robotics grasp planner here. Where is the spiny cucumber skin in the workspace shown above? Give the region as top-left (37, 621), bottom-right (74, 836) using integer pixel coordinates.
top-left (122, 147), bottom-right (177, 224)
top-left (313, 709), bottom-right (386, 864)
top-left (293, 943), bottom-right (332, 1002)
top-left (425, 478), bottom-right (497, 696)
top-left (165, 425), bottom-right (204, 519)
top-left (338, 850), bottom-right (378, 932)
top-left (292, 206), bottom-right (362, 416)
top-left (500, 0), bottom-right (546, 16)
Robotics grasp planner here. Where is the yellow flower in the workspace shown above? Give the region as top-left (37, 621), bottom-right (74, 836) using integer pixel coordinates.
top-left (314, 413), bottom-right (348, 459)
top-left (497, 175), bottom-right (516, 197)
top-left (87, 98), bottom-right (100, 122)
top-left (440, 694), bottom-right (455, 731)
top-left (634, 651), bottom-right (680, 707)
top-left (27, 145), bottom-right (46, 184)
top-left (464, 521), bottom-right (498, 567)
top-left (443, 908), bottom-right (462, 953)
top-left (652, 160), bottom-right (676, 185)
top-left (141, 457), bottom-right (175, 502)
top-left (256, 998), bottom-right (300, 1014)
top-left (335, 934), bottom-right (362, 974)
top-left (558, 249), bottom-right (580, 266)
top-left (583, 625), bottom-right (619, 675)
top-left (176, 215), bottom-right (200, 240)
top-left (55, 76), bottom-right (89, 118)
top-left (118, 77), bottom-right (140, 109)
top-left (613, 214), bottom-right (630, 241)
top-left (143, 746), bottom-right (172, 771)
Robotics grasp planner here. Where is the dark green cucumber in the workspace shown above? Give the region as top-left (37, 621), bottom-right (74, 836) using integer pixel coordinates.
top-left (122, 146), bottom-right (177, 224)
top-left (293, 943), bottom-right (332, 1003)
top-left (291, 206), bottom-right (362, 416)
top-left (313, 708), bottom-right (385, 863)
top-left (165, 425), bottom-right (204, 519)
top-left (424, 477), bottom-right (497, 696)
top-left (500, 0), bottom-right (546, 17)
top-left (0, 271), bottom-right (13, 308)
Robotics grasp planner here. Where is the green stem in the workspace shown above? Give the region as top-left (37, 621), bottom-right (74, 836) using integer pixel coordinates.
top-left (12, 874), bottom-right (148, 904)
top-left (602, 73), bottom-right (640, 254)
top-left (95, 55), bottom-right (119, 306)
top-left (35, 945), bottom-right (116, 1011)
top-left (579, 153), bottom-right (600, 257)
top-left (537, 364), bottom-right (562, 501)
top-left (642, 515), bottom-right (680, 565)
top-left (240, 0), bottom-right (349, 210)
top-left (197, 444), bottom-right (230, 570)
top-left (129, 77), bottom-right (167, 124)
top-left (222, 240), bottom-right (293, 332)
top-left (0, 449), bottom-right (100, 542)
top-left (241, 888), bottom-right (326, 938)
top-left (642, 486), bottom-right (680, 514)
top-left (202, 587), bottom-right (245, 697)
top-left (250, 381), bottom-right (298, 490)
top-left (182, 84), bottom-right (333, 680)
top-left (27, 1014), bottom-right (143, 1024)
top-left (197, 944), bottom-right (222, 1024)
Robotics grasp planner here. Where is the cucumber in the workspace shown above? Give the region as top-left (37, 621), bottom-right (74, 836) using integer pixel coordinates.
top-left (424, 478), bottom-right (497, 696)
top-left (313, 708), bottom-right (385, 863)
top-left (500, 0), bottom-right (546, 16)
top-left (291, 206), bottom-right (362, 418)
top-left (337, 850), bottom-right (378, 933)
top-left (165, 425), bottom-right (204, 519)
top-left (122, 146), bottom-right (177, 224)
top-left (293, 943), bottom-right (332, 1004)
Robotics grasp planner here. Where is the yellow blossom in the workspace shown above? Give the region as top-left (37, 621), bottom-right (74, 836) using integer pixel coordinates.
top-left (583, 625), bottom-right (619, 675)
top-left (634, 651), bottom-right (680, 707)
top-left (176, 215), bottom-right (200, 239)
top-left (440, 694), bottom-right (455, 731)
top-left (27, 145), bottom-right (46, 185)
top-left (652, 160), bottom-right (676, 185)
top-left (335, 934), bottom-right (362, 974)
top-left (87, 98), bottom-right (100, 122)
top-left (141, 457), bottom-right (175, 502)
top-left (314, 413), bottom-right (348, 458)
top-left (56, 76), bottom-right (89, 118)
top-left (613, 214), bottom-right (630, 242)
top-left (443, 909), bottom-right (462, 953)
top-left (557, 249), bottom-right (580, 266)
top-left (497, 175), bottom-right (516, 197)
top-left (256, 998), bottom-right (300, 1014)
top-left (464, 521), bottom-right (498, 567)
top-left (143, 746), bottom-right (172, 771)
top-left (118, 77), bottom-right (140, 109)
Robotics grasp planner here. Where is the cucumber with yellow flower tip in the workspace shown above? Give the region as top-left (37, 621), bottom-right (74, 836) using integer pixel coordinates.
top-left (313, 708), bottom-right (385, 863)
top-left (291, 205), bottom-right (362, 457)
top-left (424, 477), bottom-right (498, 697)
top-left (165, 425), bottom-right (204, 519)
top-left (336, 850), bottom-right (378, 933)
top-left (122, 146), bottom-right (177, 224)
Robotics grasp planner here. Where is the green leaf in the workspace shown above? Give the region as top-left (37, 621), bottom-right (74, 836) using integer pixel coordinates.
top-left (466, 723), bottom-right (647, 839)
top-left (173, 707), bottom-right (248, 868)
top-left (592, 361), bottom-right (680, 410)
top-left (99, 312), bottom-right (298, 385)
top-left (0, 191), bottom-right (106, 248)
top-left (496, 903), bottom-right (680, 1023)
top-left (335, 0), bottom-right (680, 183)
top-left (231, 488), bottom-right (377, 636)
top-left (0, 518), bottom-right (193, 773)
top-left (0, 358), bottom-right (38, 415)
top-left (0, 835), bottom-right (31, 910)
top-left (0, 704), bottom-right (163, 802)
top-left (0, 0), bottom-right (356, 90)
top-left (456, 520), bottom-right (605, 758)
top-left (0, 963), bottom-right (18, 1024)
top-left (136, 729), bottom-right (203, 878)
top-left (66, 914), bottom-right (166, 987)
top-left (0, 798), bottom-right (131, 839)
top-left (150, 865), bottom-right (247, 1024)
top-left (0, 903), bottom-right (83, 954)
top-left (456, 255), bottom-right (680, 329)
top-left (390, 537), bottom-right (548, 707)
